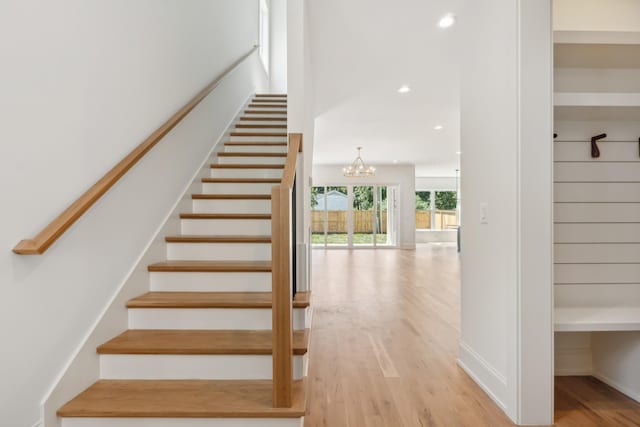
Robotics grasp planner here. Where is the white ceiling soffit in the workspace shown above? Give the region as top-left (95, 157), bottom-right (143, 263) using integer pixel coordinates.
top-left (307, 0), bottom-right (464, 177)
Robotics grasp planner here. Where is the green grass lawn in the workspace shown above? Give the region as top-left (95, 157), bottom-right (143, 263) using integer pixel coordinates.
top-left (312, 233), bottom-right (387, 245)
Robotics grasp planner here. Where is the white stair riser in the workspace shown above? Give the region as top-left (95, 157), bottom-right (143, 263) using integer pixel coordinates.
top-left (150, 272), bottom-right (271, 292)
top-left (224, 145), bottom-right (287, 153)
top-left (202, 182), bottom-right (276, 194)
top-left (193, 199), bottom-right (271, 214)
top-left (243, 115), bottom-right (287, 121)
top-left (248, 106), bottom-right (287, 112)
top-left (236, 120), bottom-right (287, 126)
top-left (128, 307), bottom-right (308, 330)
top-left (210, 168), bottom-right (282, 179)
top-left (100, 354), bottom-right (307, 380)
top-left (166, 242), bottom-right (271, 262)
top-left (229, 135), bottom-right (287, 143)
top-left (181, 219), bottom-right (271, 236)
top-left (234, 128), bottom-right (287, 134)
top-left (218, 156), bottom-right (285, 165)
top-left (62, 418), bottom-right (304, 427)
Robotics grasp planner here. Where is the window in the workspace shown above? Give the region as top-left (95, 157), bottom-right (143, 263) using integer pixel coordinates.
top-left (259, 0), bottom-right (269, 71)
top-left (415, 191), bottom-right (432, 230)
top-left (415, 191), bottom-right (458, 230)
top-left (435, 191), bottom-right (458, 230)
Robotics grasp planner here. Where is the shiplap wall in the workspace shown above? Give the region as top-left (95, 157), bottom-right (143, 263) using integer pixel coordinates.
top-left (554, 123), bottom-right (640, 308)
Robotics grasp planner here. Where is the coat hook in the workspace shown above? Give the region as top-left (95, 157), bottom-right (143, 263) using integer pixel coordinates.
top-left (554, 133), bottom-right (558, 139)
top-left (638, 137), bottom-right (640, 158)
top-left (591, 133), bottom-right (606, 158)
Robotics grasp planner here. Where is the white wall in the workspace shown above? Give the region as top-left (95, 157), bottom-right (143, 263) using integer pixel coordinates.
top-left (0, 2), bottom-right (264, 426)
top-left (592, 332), bottom-right (640, 402)
top-left (415, 177), bottom-right (457, 192)
top-left (459, 0), bottom-right (553, 424)
top-left (270, 0), bottom-right (288, 92)
top-left (312, 164), bottom-right (416, 249)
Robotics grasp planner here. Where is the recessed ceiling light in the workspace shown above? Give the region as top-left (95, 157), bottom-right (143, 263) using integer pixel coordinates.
top-left (434, 125), bottom-right (444, 130)
top-left (393, 159), bottom-right (399, 164)
top-left (456, 151), bottom-right (462, 155)
top-left (438, 14), bottom-right (456, 28)
top-left (397, 85), bottom-right (411, 94)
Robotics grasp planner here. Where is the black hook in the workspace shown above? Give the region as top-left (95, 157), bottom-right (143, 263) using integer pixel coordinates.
top-left (554, 133), bottom-right (558, 139)
top-left (591, 133), bottom-right (606, 158)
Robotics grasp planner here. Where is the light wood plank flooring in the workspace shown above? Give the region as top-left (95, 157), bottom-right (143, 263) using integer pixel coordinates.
top-left (305, 244), bottom-right (640, 427)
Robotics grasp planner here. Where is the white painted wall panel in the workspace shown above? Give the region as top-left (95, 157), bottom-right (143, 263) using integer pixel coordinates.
top-left (554, 141), bottom-right (640, 161)
top-left (555, 264), bottom-right (640, 284)
top-left (555, 223), bottom-right (640, 243)
top-left (555, 162), bottom-right (640, 182)
top-left (555, 203), bottom-right (640, 223)
top-left (555, 183), bottom-right (640, 202)
top-left (555, 243), bottom-right (640, 264)
top-left (556, 284), bottom-right (640, 307)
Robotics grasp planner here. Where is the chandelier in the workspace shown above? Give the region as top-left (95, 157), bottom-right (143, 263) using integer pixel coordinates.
top-left (343, 147), bottom-right (376, 177)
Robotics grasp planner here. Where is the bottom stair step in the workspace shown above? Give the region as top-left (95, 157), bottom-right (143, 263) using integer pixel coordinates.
top-left (58, 379), bottom-right (306, 419)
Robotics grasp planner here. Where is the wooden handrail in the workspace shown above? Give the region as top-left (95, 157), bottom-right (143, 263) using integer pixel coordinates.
top-left (13, 46), bottom-right (259, 255)
top-left (271, 133), bottom-right (302, 407)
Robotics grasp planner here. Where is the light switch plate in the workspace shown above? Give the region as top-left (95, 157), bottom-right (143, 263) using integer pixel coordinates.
top-left (480, 203), bottom-right (488, 224)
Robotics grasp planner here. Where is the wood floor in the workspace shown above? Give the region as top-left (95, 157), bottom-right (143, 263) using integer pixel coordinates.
top-left (304, 244), bottom-right (640, 427)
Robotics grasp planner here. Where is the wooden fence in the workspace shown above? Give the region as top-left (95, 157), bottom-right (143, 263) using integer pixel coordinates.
top-left (312, 211), bottom-right (387, 233)
top-left (312, 210), bottom-right (457, 233)
top-left (417, 210), bottom-right (458, 229)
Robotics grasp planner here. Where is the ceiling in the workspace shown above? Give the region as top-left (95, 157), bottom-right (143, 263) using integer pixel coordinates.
top-left (307, 0), bottom-right (464, 177)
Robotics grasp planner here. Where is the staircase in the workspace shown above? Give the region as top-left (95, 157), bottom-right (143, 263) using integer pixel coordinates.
top-left (57, 94), bottom-right (310, 427)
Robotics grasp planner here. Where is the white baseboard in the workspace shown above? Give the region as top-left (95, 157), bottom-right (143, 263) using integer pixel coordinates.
top-left (458, 341), bottom-right (507, 411)
top-left (593, 372), bottom-right (640, 403)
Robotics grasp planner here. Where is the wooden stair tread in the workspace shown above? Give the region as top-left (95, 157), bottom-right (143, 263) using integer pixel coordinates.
top-left (192, 194), bottom-right (271, 200)
top-left (244, 110), bottom-right (287, 115)
top-left (218, 152), bottom-right (286, 157)
top-left (247, 104), bottom-right (287, 108)
top-left (57, 379), bottom-right (306, 418)
top-left (211, 164), bottom-right (284, 169)
top-left (254, 93), bottom-right (287, 97)
top-left (202, 178), bottom-right (281, 183)
top-left (165, 235), bottom-right (271, 243)
top-left (148, 261), bottom-right (272, 272)
top-left (230, 132), bottom-right (287, 137)
top-left (97, 329), bottom-right (309, 355)
top-left (236, 124), bottom-right (287, 129)
top-left (180, 213), bottom-right (271, 220)
top-left (127, 291), bottom-right (311, 309)
top-left (239, 117), bottom-right (287, 122)
top-left (251, 98), bottom-right (287, 102)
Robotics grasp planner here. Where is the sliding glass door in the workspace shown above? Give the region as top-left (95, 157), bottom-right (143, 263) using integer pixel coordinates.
top-left (353, 186), bottom-right (375, 246)
top-left (311, 185), bottom-right (397, 248)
